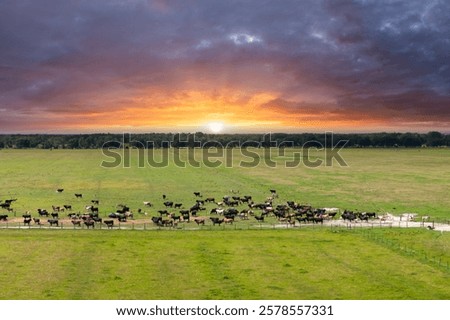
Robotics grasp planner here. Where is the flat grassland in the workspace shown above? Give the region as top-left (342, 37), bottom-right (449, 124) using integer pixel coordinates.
top-left (0, 148), bottom-right (449, 218)
top-left (0, 148), bottom-right (449, 299)
top-left (0, 228), bottom-right (448, 299)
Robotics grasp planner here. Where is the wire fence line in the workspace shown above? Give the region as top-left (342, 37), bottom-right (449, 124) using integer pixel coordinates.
top-left (357, 228), bottom-right (450, 272)
top-left (0, 218), bottom-right (447, 231)
top-left (1, 219), bottom-right (448, 272)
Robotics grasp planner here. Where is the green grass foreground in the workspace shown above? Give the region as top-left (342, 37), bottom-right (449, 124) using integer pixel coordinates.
top-left (0, 228), bottom-right (448, 300)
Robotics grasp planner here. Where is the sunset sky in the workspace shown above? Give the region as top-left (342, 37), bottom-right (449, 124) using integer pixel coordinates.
top-left (1, 0), bottom-right (449, 133)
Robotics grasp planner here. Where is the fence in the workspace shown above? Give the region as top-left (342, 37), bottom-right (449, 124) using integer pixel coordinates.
top-left (357, 228), bottom-right (450, 272)
top-left (0, 218), bottom-right (446, 231)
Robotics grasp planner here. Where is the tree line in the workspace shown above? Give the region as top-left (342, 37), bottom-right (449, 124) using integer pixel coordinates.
top-left (0, 132), bottom-right (448, 149)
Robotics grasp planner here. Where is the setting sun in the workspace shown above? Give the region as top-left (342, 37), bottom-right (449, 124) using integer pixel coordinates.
top-left (206, 121), bottom-right (225, 133)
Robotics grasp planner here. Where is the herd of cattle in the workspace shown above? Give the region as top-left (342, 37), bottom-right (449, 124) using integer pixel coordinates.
top-left (0, 188), bottom-right (384, 229)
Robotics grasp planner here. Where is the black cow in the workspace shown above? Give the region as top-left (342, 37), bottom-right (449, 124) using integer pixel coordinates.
top-left (91, 200), bottom-right (99, 205)
top-left (51, 212), bottom-right (59, 219)
top-left (313, 216), bottom-right (324, 224)
top-left (92, 216), bottom-right (102, 223)
top-left (38, 209), bottom-right (49, 217)
top-left (210, 217), bottom-right (224, 226)
top-left (23, 217), bottom-right (32, 226)
top-left (158, 210), bottom-right (169, 216)
top-left (104, 220), bottom-right (114, 229)
top-left (151, 216), bottom-right (162, 224)
top-left (342, 211), bottom-right (357, 222)
top-left (33, 218), bottom-right (41, 225)
top-left (160, 219), bottom-right (173, 227)
top-left (116, 206), bottom-right (129, 214)
top-left (296, 216), bottom-right (307, 224)
top-left (164, 201), bottom-right (174, 208)
top-left (357, 213), bottom-right (369, 222)
top-left (56, 189), bottom-right (64, 193)
top-left (75, 193), bottom-right (83, 198)
top-left (89, 206), bottom-right (99, 214)
top-left (48, 219), bottom-right (59, 226)
top-left (366, 212), bottom-right (377, 219)
top-left (22, 214), bottom-right (32, 219)
top-left (205, 197), bottom-right (215, 203)
top-left (254, 215), bottom-right (264, 222)
top-left (193, 192), bottom-right (202, 197)
top-left (63, 205), bottom-right (72, 210)
top-left (190, 204), bottom-right (201, 213)
top-left (117, 214), bottom-right (127, 222)
top-left (174, 203), bottom-right (182, 208)
top-left (84, 220), bottom-right (95, 229)
top-left (0, 214), bottom-right (8, 221)
top-left (225, 208), bottom-right (239, 216)
top-left (0, 203), bottom-right (10, 209)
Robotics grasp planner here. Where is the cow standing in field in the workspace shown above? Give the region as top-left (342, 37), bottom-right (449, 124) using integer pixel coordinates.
top-left (254, 215), bottom-right (264, 222)
top-left (84, 220), bottom-right (95, 229)
top-left (104, 220), bottom-right (114, 229)
top-left (341, 211), bottom-right (357, 222)
top-left (38, 209), bottom-right (49, 217)
top-left (164, 201), bottom-right (174, 208)
top-left (210, 217), bottom-right (224, 226)
top-left (48, 219), bottom-right (59, 227)
top-left (193, 217), bottom-right (206, 225)
top-left (71, 219), bottom-right (82, 227)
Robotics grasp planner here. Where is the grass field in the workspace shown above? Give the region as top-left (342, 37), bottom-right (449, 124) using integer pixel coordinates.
top-left (0, 148), bottom-right (449, 299)
top-left (0, 228), bottom-right (448, 300)
top-left (0, 148), bottom-right (449, 219)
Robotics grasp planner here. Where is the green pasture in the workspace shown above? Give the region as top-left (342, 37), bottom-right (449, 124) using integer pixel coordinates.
top-left (0, 148), bottom-right (448, 219)
top-left (0, 228), bottom-right (448, 300)
top-left (0, 148), bottom-right (449, 300)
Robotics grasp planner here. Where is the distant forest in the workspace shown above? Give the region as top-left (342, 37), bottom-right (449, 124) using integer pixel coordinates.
top-left (0, 132), bottom-right (449, 149)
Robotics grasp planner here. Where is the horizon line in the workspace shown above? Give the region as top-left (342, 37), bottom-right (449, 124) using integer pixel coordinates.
top-left (0, 131), bottom-right (449, 135)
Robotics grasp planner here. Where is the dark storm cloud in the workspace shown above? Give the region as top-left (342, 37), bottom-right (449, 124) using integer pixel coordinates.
top-left (0, 0), bottom-right (449, 132)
